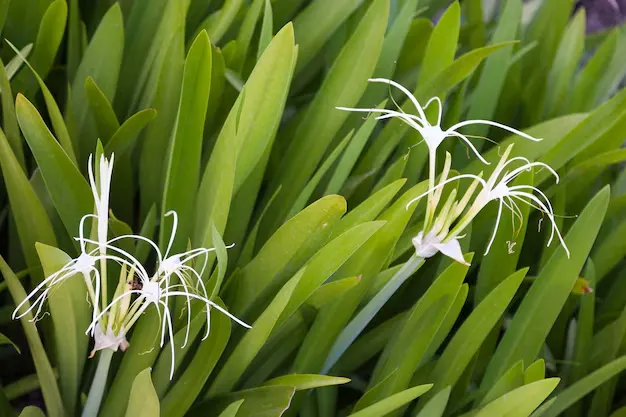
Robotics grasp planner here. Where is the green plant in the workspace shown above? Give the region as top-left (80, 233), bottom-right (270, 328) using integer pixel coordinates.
top-left (1, 0), bottom-right (626, 416)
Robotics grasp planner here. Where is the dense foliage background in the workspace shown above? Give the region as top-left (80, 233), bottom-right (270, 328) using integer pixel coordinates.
top-left (2, 0), bottom-right (626, 416)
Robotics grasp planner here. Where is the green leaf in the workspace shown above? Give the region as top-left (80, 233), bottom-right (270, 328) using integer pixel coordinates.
top-left (414, 386), bottom-right (450, 417)
top-left (280, 221), bottom-right (385, 323)
top-left (11, 0), bottom-right (66, 96)
top-left (5, 40), bottom-right (77, 164)
top-left (263, 374), bottom-right (350, 391)
top-left (195, 0), bottom-right (245, 44)
top-left (104, 108), bottom-right (157, 157)
top-left (543, 9), bottom-right (586, 118)
top-left (18, 407), bottom-right (45, 417)
top-left (160, 299), bottom-right (232, 417)
top-left (159, 30), bottom-right (212, 253)
top-left (325, 102), bottom-right (386, 195)
top-left (257, 0), bottom-right (273, 60)
top-left (37, 243), bottom-right (89, 416)
top-left (464, 0), bottom-right (521, 140)
top-left (480, 360), bottom-right (525, 407)
top-left (424, 269), bottom-right (526, 403)
top-left (349, 385), bottom-right (433, 417)
top-left (15, 94), bottom-right (92, 244)
top-left (306, 276), bottom-right (361, 310)
top-left (481, 187), bottom-right (610, 390)
top-left (418, 1), bottom-right (460, 85)
top-left (218, 400), bottom-right (245, 417)
top-left (0, 56), bottom-right (24, 170)
top-left (124, 368), bottom-right (160, 417)
top-left (475, 378), bottom-right (560, 417)
top-left (0, 332), bottom-right (19, 353)
top-left (266, 0), bottom-right (389, 228)
top-left (70, 2), bottom-right (124, 162)
top-left (0, 256), bottom-right (65, 417)
top-left (191, 386), bottom-right (295, 417)
top-left (100, 311), bottom-right (161, 417)
top-left (292, 0), bottom-right (362, 72)
top-left (0, 128), bottom-right (56, 276)
top-left (233, 0), bottom-right (264, 71)
top-left (225, 195), bottom-right (346, 316)
top-left (569, 30), bottom-right (618, 112)
top-left (209, 272), bottom-right (302, 395)
top-left (288, 130), bottom-right (353, 218)
top-left (85, 76), bottom-right (120, 143)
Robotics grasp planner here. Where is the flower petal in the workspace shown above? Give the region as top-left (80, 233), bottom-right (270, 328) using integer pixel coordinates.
top-left (433, 239), bottom-right (469, 265)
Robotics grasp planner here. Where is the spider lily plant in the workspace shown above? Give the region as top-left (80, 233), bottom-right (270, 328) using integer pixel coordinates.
top-left (324, 82), bottom-right (568, 373)
top-left (12, 154), bottom-right (250, 417)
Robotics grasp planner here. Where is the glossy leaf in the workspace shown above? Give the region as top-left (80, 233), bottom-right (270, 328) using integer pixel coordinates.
top-left (124, 368), bottom-right (160, 417)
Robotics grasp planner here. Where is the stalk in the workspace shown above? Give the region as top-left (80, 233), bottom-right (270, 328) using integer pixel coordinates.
top-left (321, 254), bottom-right (425, 373)
top-left (81, 348), bottom-right (114, 417)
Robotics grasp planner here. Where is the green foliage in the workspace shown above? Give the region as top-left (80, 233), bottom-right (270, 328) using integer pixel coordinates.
top-left (1, 1), bottom-right (626, 417)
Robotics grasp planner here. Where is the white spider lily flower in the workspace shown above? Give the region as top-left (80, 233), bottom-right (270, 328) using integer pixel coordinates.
top-left (337, 78), bottom-right (541, 229)
top-left (80, 209), bottom-right (250, 379)
top-left (405, 145), bottom-right (570, 263)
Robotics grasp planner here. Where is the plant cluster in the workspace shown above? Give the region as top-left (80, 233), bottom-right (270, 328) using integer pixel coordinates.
top-left (1, 0), bottom-right (626, 417)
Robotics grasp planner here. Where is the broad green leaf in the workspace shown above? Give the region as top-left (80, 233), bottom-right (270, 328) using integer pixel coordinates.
top-left (333, 179), bottom-right (406, 237)
top-left (475, 378), bottom-right (559, 417)
top-left (257, 0), bottom-right (273, 60)
top-left (480, 360), bottom-right (525, 407)
top-left (569, 29), bottom-right (618, 113)
top-left (524, 359), bottom-right (546, 385)
top-left (464, 0), bottom-right (521, 140)
top-left (70, 2), bottom-right (124, 162)
top-left (15, 94), bottom-right (92, 244)
top-left (3, 0), bottom-right (50, 54)
top-left (160, 30), bottom-right (211, 253)
top-left (543, 9), bottom-right (585, 118)
top-left (0, 56), bottom-right (24, 170)
top-left (306, 276), bottom-right (361, 309)
top-left (11, 0), bottom-right (66, 96)
top-left (418, 1), bottom-right (460, 85)
top-left (325, 102), bottom-right (386, 195)
top-left (124, 368), bottom-right (159, 417)
top-left (292, 0), bottom-right (362, 72)
top-left (292, 180), bottom-right (428, 375)
top-left (266, 0), bottom-right (388, 229)
top-left (280, 221), bottom-right (385, 323)
top-left (414, 386), bottom-right (450, 417)
top-left (0, 128), bottom-right (55, 276)
top-left (104, 108), bottom-right (157, 157)
top-left (424, 269), bottom-right (526, 402)
top-left (85, 76), bottom-right (120, 142)
top-left (37, 243), bottom-right (89, 416)
top-left (233, 0), bottom-right (264, 71)
top-left (0, 332), bottom-right (19, 353)
top-left (114, 0), bottom-right (168, 117)
top-left (195, 0), bottom-right (244, 44)
top-left (18, 407), bottom-right (45, 417)
top-left (567, 263), bottom-right (595, 388)
top-left (349, 385), bottom-right (433, 417)
top-left (209, 272), bottom-right (301, 395)
top-left (225, 195), bottom-right (346, 316)
top-left (395, 19), bottom-right (433, 79)
top-left (159, 299), bottom-right (232, 417)
top-left (191, 386), bottom-right (295, 417)
top-left (263, 374), bottom-right (350, 391)
top-left (218, 400), bottom-right (245, 417)
top-left (5, 40), bottom-right (76, 164)
top-left (482, 187), bottom-right (610, 389)
top-left (323, 254), bottom-right (425, 373)
top-left (288, 130), bottom-right (353, 218)
top-left (591, 219), bottom-right (626, 282)
top-left (335, 313), bottom-right (406, 374)
top-left (100, 311), bottom-right (161, 417)
top-left (369, 255), bottom-right (472, 401)
top-left (138, 30), bottom-right (184, 219)
top-left (0, 256), bottom-right (65, 417)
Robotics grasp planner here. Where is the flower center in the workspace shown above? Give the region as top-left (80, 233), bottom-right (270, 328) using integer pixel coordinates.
top-left (75, 253), bottom-right (95, 274)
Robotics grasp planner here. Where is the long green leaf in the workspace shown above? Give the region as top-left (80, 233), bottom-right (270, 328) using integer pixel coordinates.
top-left (475, 378), bottom-right (560, 417)
top-left (124, 368), bottom-right (160, 417)
top-left (349, 385), bottom-right (433, 417)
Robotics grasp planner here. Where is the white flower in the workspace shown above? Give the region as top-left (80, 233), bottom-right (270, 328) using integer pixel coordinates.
top-left (13, 153), bottom-right (250, 380)
top-left (405, 145), bottom-right (570, 262)
top-left (412, 231), bottom-right (467, 265)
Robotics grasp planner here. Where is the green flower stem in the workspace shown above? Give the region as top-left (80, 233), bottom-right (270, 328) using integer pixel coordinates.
top-left (322, 254), bottom-right (425, 373)
top-left (82, 348), bottom-right (114, 417)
